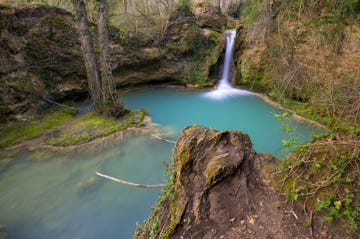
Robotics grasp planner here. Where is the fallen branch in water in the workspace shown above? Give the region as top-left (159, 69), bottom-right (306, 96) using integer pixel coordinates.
top-left (96, 172), bottom-right (165, 188)
top-left (151, 134), bottom-right (176, 144)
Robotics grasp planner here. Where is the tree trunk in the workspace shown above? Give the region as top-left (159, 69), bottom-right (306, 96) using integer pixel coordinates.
top-left (72, 0), bottom-right (103, 113)
top-left (124, 0), bottom-right (128, 13)
top-left (97, 0), bottom-right (117, 110)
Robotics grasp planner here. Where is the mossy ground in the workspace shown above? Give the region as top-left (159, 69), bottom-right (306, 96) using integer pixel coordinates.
top-left (0, 108), bottom-right (76, 149)
top-left (0, 107), bottom-right (148, 149)
top-left (46, 108), bottom-right (148, 147)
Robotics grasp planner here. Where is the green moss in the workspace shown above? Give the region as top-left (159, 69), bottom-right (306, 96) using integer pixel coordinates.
top-left (204, 155), bottom-right (230, 185)
top-left (175, 139), bottom-right (196, 178)
top-left (174, 0), bottom-right (193, 16)
top-left (134, 164), bottom-right (185, 239)
top-left (72, 112), bottom-right (116, 130)
top-left (40, 15), bottom-right (72, 41)
top-left (0, 3), bottom-right (11, 9)
top-left (95, 124), bottom-right (128, 138)
top-left (183, 61), bottom-right (209, 84)
top-left (47, 133), bottom-right (91, 147)
top-left (180, 24), bottom-right (221, 85)
top-left (46, 109), bottom-right (145, 147)
top-left (242, 0), bottom-right (263, 27)
top-left (0, 107), bottom-right (147, 149)
top-left (0, 108), bottom-right (76, 149)
top-left (138, 108), bottom-right (149, 121)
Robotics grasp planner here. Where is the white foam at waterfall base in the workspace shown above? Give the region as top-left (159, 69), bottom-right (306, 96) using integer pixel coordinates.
top-left (204, 78), bottom-right (254, 100)
top-left (203, 29), bottom-right (254, 100)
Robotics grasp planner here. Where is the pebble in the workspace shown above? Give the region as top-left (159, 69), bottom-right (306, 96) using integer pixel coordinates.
top-left (320, 230), bottom-right (328, 238)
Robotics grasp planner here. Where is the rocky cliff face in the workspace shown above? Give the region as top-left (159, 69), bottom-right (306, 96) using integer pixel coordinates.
top-left (135, 125), bottom-right (348, 239)
top-left (0, 4), bottom-right (85, 122)
top-left (235, 0), bottom-right (360, 124)
top-left (0, 3), bottom-right (225, 122)
top-left (111, 2), bottom-right (226, 88)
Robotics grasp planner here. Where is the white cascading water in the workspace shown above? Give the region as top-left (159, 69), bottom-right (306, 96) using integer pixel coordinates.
top-left (204, 29), bottom-right (253, 99)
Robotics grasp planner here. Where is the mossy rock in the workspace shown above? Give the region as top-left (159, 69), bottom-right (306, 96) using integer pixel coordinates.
top-left (204, 153), bottom-right (232, 186)
top-left (0, 107), bottom-right (76, 149)
top-left (45, 109), bottom-right (146, 148)
top-left (135, 125), bottom-right (258, 238)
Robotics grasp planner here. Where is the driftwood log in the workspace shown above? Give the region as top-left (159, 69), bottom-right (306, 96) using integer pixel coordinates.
top-left (96, 172), bottom-right (165, 188)
top-left (151, 134), bottom-right (176, 144)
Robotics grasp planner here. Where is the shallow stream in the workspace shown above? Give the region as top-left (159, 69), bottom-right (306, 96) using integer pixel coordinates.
top-left (0, 88), bottom-right (319, 239)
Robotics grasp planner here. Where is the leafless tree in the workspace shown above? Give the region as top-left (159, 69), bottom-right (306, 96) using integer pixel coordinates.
top-left (72, 0), bottom-right (126, 116)
top-left (72, 0), bottom-right (103, 113)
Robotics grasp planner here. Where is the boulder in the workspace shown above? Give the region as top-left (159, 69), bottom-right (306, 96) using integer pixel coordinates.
top-left (135, 125), bottom-right (312, 238)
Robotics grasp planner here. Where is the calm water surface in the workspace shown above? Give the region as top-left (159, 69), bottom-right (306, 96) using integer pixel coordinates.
top-left (0, 88), bottom-right (319, 239)
top-left (122, 88), bottom-right (317, 155)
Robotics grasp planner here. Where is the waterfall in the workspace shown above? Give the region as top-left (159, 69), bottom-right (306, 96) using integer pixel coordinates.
top-left (218, 29), bottom-right (236, 89)
top-left (204, 29), bottom-right (253, 99)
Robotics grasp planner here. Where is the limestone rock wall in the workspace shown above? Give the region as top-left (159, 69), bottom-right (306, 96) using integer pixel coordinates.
top-left (0, 4), bottom-right (226, 122)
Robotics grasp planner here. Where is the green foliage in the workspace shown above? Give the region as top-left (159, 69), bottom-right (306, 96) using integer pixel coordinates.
top-left (183, 62), bottom-right (209, 84)
top-left (0, 108), bottom-right (76, 149)
top-left (238, 0), bottom-right (360, 125)
top-left (242, 0), bottom-right (263, 27)
top-left (226, 0), bottom-right (242, 18)
top-left (304, 219), bottom-right (312, 227)
top-left (134, 164), bottom-right (177, 239)
top-left (183, 23), bottom-right (212, 60)
top-left (277, 129), bottom-right (360, 234)
top-left (181, 23), bottom-right (220, 84)
top-left (273, 111), bottom-right (305, 155)
top-left (174, 0), bottom-right (193, 16)
top-left (0, 2), bottom-right (11, 9)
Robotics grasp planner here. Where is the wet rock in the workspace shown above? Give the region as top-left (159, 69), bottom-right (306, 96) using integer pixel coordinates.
top-left (194, 1), bottom-right (227, 30)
